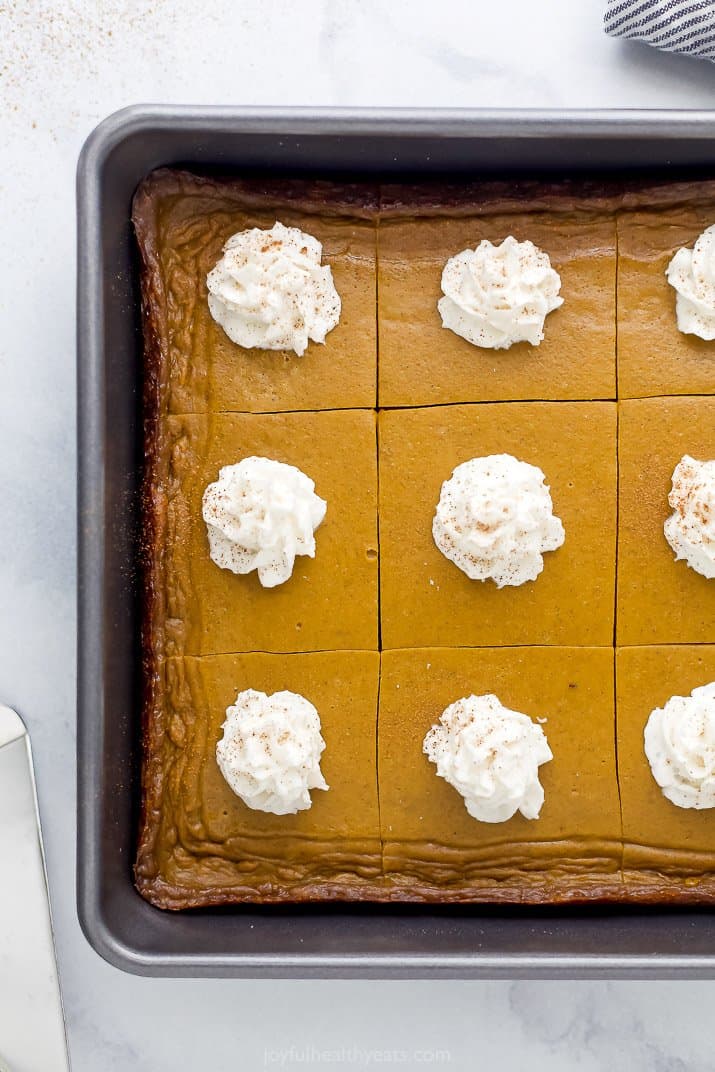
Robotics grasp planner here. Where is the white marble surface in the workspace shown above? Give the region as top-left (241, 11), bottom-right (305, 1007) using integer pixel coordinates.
top-left (1, 0), bottom-right (715, 1068)
top-left (0, 713), bottom-right (69, 1072)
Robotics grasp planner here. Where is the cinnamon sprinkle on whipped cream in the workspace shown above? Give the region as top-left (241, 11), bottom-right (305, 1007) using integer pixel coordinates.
top-left (438, 235), bottom-right (563, 349)
top-left (664, 455), bottom-right (715, 579)
top-left (202, 456), bottom-right (326, 588)
top-left (217, 689), bottom-right (328, 814)
top-left (666, 225), bottom-right (715, 340)
top-left (644, 683), bottom-right (715, 809)
top-left (424, 693), bottom-right (553, 823)
top-left (432, 453), bottom-right (565, 587)
top-left (207, 221), bottom-right (341, 355)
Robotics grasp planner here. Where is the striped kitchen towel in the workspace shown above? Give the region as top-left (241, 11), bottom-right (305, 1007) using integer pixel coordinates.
top-left (605, 0), bottom-right (715, 60)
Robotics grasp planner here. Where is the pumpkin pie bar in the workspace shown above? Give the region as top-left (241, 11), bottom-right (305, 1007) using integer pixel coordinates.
top-left (133, 169), bottom-right (378, 414)
top-left (616, 645), bottom-right (715, 901)
top-left (617, 181), bottom-right (715, 399)
top-left (378, 197), bottom-right (616, 407)
top-left (378, 401), bottom-right (617, 649)
top-left (136, 650), bottom-right (382, 908)
top-left (135, 170), bottom-right (715, 910)
top-left (379, 647), bottom-right (621, 902)
top-left (617, 397), bottom-right (715, 645)
top-left (145, 409), bottom-right (379, 657)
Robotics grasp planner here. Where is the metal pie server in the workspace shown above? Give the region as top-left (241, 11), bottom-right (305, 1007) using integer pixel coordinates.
top-left (0, 705), bottom-right (70, 1072)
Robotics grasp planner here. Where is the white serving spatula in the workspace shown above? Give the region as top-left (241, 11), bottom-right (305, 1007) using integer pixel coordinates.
top-left (0, 705), bottom-right (70, 1071)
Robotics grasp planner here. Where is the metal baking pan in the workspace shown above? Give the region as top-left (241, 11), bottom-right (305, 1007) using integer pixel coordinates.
top-left (77, 105), bottom-right (715, 978)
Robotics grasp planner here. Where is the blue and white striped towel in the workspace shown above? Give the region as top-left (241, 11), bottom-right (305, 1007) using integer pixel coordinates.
top-left (605, 0), bottom-right (715, 60)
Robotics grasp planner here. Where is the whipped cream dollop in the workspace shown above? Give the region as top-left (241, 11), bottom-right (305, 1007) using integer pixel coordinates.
top-left (206, 221), bottom-right (341, 355)
top-left (202, 456), bottom-right (327, 588)
top-left (644, 683), bottom-right (715, 810)
top-left (423, 693), bottom-right (553, 823)
top-left (664, 455), bottom-right (715, 579)
top-left (666, 225), bottom-right (715, 339)
top-left (432, 453), bottom-right (565, 587)
top-left (437, 235), bottom-right (563, 350)
top-left (217, 688), bottom-right (328, 815)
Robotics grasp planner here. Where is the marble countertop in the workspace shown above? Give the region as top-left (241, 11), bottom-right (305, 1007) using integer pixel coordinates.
top-left (2, 0), bottom-right (715, 1068)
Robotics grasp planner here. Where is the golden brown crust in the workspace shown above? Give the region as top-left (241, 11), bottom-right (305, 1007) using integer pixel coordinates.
top-left (134, 176), bottom-right (172, 892)
top-left (378, 177), bottom-right (622, 218)
top-left (378, 176), bottom-right (715, 218)
top-left (136, 874), bottom-right (387, 911)
top-left (133, 167), bottom-right (380, 223)
top-left (137, 876), bottom-right (624, 910)
top-left (621, 870), bottom-right (715, 904)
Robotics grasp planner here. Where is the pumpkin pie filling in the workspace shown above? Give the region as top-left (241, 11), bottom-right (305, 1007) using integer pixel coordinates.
top-left (378, 401), bottom-right (617, 649)
top-left (147, 408), bottom-right (379, 658)
top-left (617, 183), bottom-right (715, 399)
top-left (617, 646), bottom-right (715, 901)
top-left (136, 651), bottom-right (383, 908)
top-left (135, 170), bottom-right (715, 908)
top-left (379, 647), bottom-right (622, 903)
top-left (617, 396), bottom-right (715, 646)
top-left (378, 210), bottom-right (616, 407)
top-left (133, 169), bottom-right (379, 414)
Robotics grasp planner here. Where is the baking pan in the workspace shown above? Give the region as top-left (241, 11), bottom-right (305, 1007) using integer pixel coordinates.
top-left (77, 105), bottom-right (715, 978)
